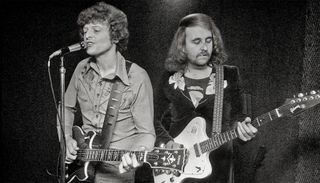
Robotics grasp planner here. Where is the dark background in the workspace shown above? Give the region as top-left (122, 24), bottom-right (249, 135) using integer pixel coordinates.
top-left (2, 0), bottom-right (319, 182)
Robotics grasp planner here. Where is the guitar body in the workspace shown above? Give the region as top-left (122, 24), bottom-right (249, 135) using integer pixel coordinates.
top-left (154, 117), bottom-right (212, 183)
top-left (66, 126), bottom-right (101, 183)
top-left (153, 91), bottom-right (320, 183)
top-left (66, 126), bottom-right (188, 183)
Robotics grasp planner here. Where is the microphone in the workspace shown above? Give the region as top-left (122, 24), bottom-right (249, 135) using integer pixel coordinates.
top-left (49, 41), bottom-right (87, 59)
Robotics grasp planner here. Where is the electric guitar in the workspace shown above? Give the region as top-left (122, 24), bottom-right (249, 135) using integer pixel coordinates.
top-left (153, 91), bottom-right (320, 183)
top-left (66, 126), bottom-right (188, 183)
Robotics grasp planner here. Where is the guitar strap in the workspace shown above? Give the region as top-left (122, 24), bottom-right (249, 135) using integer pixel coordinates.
top-left (211, 64), bottom-right (224, 136)
top-left (212, 64), bottom-right (235, 183)
top-left (100, 61), bottom-right (132, 149)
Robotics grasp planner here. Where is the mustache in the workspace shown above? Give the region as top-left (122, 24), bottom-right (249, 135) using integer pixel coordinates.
top-left (197, 51), bottom-right (210, 57)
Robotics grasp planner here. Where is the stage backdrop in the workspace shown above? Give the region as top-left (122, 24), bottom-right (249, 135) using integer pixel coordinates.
top-left (2, 0), bottom-right (319, 182)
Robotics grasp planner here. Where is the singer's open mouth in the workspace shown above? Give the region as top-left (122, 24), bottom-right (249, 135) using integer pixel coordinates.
top-left (86, 42), bottom-right (93, 46)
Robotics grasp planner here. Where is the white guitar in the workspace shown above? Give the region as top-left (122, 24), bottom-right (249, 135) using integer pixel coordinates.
top-left (153, 91), bottom-right (320, 183)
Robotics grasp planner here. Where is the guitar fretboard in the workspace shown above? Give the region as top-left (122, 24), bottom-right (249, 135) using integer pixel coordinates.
top-left (198, 92), bottom-right (320, 154)
top-left (199, 107), bottom-right (283, 154)
top-left (77, 149), bottom-right (145, 162)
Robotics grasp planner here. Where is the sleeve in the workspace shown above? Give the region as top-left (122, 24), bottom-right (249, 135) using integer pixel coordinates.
top-left (229, 66), bottom-right (246, 124)
top-left (130, 68), bottom-right (156, 151)
top-left (154, 71), bottom-right (174, 147)
top-left (228, 66), bottom-right (247, 146)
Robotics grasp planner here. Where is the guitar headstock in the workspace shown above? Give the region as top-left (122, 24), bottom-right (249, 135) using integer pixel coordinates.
top-left (145, 147), bottom-right (187, 172)
top-left (280, 90), bottom-right (320, 116)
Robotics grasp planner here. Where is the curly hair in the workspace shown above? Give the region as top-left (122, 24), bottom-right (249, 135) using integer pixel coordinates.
top-left (165, 13), bottom-right (228, 72)
top-left (77, 2), bottom-right (129, 53)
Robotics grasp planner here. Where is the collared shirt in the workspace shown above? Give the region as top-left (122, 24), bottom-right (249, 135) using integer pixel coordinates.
top-left (63, 52), bottom-right (155, 150)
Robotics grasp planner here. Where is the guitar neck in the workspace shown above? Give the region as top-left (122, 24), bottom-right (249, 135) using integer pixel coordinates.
top-left (77, 149), bottom-right (146, 162)
top-left (200, 106), bottom-right (285, 154)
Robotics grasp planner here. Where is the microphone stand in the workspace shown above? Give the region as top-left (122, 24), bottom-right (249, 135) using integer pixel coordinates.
top-left (59, 55), bottom-right (66, 183)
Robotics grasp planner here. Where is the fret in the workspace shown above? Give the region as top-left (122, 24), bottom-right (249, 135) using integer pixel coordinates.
top-left (221, 133), bottom-right (226, 143)
top-left (212, 137), bottom-right (218, 147)
top-left (218, 134), bottom-right (223, 144)
top-left (86, 150), bottom-right (90, 159)
top-left (214, 136), bottom-right (219, 147)
top-left (270, 110), bottom-right (280, 120)
top-left (90, 150), bottom-right (94, 160)
top-left (113, 150), bottom-right (119, 161)
top-left (95, 150), bottom-right (99, 161)
top-left (110, 151), bottom-right (115, 161)
top-left (83, 150), bottom-right (88, 159)
top-left (216, 135), bottom-right (222, 146)
top-left (101, 150), bottom-right (105, 161)
top-left (94, 150), bottom-right (98, 160)
top-left (267, 112), bottom-right (273, 120)
top-left (97, 150), bottom-right (101, 161)
top-left (208, 139), bottom-right (214, 150)
top-left (256, 117), bottom-right (261, 127)
top-left (254, 109), bottom-right (284, 128)
top-left (230, 129), bottom-right (237, 139)
top-left (208, 139), bottom-right (215, 150)
top-left (206, 141), bottom-right (210, 151)
top-left (200, 130), bottom-right (240, 154)
top-left (107, 150), bottom-right (112, 161)
top-left (275, 108), bottom-right (281, 117)
top-left (225, 131), bottom-right (230, 141)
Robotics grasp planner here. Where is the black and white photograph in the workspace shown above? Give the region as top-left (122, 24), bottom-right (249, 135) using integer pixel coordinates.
top-left (2, 0), bottom-right (319, 183)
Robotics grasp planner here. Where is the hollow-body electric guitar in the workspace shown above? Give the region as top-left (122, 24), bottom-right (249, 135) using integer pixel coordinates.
top-left (153, 91), bottom-right (320, 183)
top-left (66, 126), bottom-right (187, 183)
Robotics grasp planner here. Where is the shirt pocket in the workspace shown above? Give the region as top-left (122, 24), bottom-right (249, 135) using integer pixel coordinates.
top-left (77, 80), bottom-right (91, 103)
top-left (119, 87), bottom-right (133, 111)
top-left (116, 87), bottom-right (134, 121)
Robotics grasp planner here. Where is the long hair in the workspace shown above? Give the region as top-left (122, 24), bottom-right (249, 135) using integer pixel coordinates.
top-left (165, 13), bottom-right (228, 72)
top-left (77, 2), bottom-right (129, 53)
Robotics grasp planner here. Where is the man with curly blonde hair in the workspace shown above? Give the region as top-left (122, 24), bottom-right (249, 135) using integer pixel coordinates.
top-left (60, 2), bottom-right (155, 182)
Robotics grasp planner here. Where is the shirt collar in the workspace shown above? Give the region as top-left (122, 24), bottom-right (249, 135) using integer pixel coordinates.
top-left (85, 52), bottom-right (130, 86)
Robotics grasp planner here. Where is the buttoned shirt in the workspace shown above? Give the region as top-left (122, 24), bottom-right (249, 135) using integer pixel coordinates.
top-left (63, 52), bottom-right (155, 150)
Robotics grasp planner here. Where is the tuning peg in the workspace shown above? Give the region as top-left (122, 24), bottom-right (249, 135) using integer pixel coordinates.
top-left (165, 169), bottom-right (172, 175)
top-left (173, 170), bottom-right (181, 177)
top-left (159, 143), bottom-right (165, 148)
top-left (310, 90), bottom-right (316, 95)
top-left (298, 93), bottom-right (304, 98)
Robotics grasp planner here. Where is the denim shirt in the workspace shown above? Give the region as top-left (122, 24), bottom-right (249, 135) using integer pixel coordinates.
top-left (63, 52), bottom-right (155, 150)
